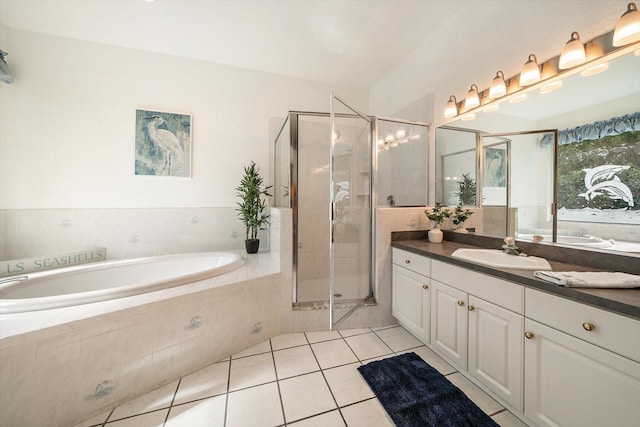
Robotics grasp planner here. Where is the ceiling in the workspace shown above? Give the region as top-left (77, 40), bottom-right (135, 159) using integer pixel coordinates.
top-left (0, 0), bottom-right (466, 89)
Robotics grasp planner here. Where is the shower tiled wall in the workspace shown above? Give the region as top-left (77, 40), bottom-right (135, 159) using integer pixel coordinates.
top-left (0, 207), bottom-right (266, 261)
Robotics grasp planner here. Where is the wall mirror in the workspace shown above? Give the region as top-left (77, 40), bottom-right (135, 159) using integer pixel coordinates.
top-left (376, 118), bottom-right (429, 207)
top-left (436, 44), bottom-right (640, 254)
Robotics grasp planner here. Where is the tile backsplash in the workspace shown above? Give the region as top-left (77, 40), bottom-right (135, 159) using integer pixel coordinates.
top-left (0, 207), bottom-right (270, 261)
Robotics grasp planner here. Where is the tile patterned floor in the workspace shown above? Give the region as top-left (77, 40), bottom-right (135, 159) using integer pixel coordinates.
top-left (75, 325), bottom-right (529, 427)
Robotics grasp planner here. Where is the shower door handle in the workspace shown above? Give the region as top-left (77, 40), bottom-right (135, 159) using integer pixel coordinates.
top-left (330, 202), bottom-right (336, 243)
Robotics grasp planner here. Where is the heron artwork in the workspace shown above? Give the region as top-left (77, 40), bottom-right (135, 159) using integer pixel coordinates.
top-left (135, 110), bottom-right (191, 177)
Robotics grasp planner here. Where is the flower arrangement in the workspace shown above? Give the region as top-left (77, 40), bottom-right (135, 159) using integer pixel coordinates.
top-left (451, 201), bottom-right (474, 230)
top-left (424, 203), bottom-right (451, 227)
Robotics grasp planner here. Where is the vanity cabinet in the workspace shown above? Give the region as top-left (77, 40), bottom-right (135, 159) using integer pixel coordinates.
top-left (391, 248), bottom-right (430, 343)
top-left (524, 288), bottom-right (640, 427)
top-left (391, 247), bottom-right (640, 425)
top-left (467, 295), bottom-right (524, 411)
top-left (430, 280), bottom-right (468, 369)
top-left (431, 260), bottom-right (524, 411)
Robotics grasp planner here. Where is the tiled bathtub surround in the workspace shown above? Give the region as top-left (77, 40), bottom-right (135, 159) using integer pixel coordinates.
top-left (0, 253), bottom-right (280, 427)
top-left (0, 207), bottom-right (267, 261)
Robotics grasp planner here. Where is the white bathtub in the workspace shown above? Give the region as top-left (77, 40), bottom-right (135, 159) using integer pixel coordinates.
top-left (0, 252), bottom-right (244, 314)
top-left (0, 251), bottom-right (281, 427)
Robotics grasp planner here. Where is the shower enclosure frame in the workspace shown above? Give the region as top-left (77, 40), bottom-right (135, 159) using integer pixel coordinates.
top-left (273, 106), bottom-right (430, 328)
top-left (274, 109), bottom-right (375, 317)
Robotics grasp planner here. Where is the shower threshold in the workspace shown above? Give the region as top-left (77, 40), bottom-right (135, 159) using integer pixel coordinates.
top-left (293, 296), bottom-right (377, 311)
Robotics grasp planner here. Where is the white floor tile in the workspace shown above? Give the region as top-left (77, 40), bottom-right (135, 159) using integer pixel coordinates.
top-left (344, 333), bottom-right (393, 361)
top-left (271, 333), bottom-right (308, 351)
top-left (110, 380), bottom-right (178, 421)
top-left (492, 410), bottom-right (530, 427)
top-left (165, 395), bottom-right (226, 427)
top-left (340, 399), bottom-right (395, 427)
top-left (72, 410), bottom-right (111, 427)
top-left (105, 409), bottom-right (169, 426)
top-left (374, 326), bottom-right (423, 351)
top-left (323, 362), bottom-right (375, 407)
top-left (446, 372), bottom-right (504, 415)
top-left (398, 346), bottom-right (457, 375)
top-left (232, 339), bottom-right (271, 359)
top-left (273, 345), bottom-right (320, 379)
top-left (370, 324), bottom-right (398, 332)
top-left (288, 409), bottom-right (346, 426)
top-left (305, 330), bottom-right (342, 343)
top-left (279, 371), bottom-right (337, 423)
top-left (228, 352), bottom-right (276, 391)
top-left (311, 339), bottom-right (358, 369)
top-left (173, 361), bottom-right (229, 405)
top-left (226, 382), bottom-right (284, 427)
top-left (338, 328), bottom-right (371, 338)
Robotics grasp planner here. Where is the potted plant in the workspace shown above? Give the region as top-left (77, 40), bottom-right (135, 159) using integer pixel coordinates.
top-left (451, 201), bottom-right (474, 233)
top-left (456, 172), bottom-right (477, 205)
top-left (424, 202), bottom-right (451, 243)
top-left (235, 161), bottom-right (272, 254)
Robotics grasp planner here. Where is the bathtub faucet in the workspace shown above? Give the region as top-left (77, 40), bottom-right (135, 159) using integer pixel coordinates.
top-left (0, 275), bottom-right (28, 285)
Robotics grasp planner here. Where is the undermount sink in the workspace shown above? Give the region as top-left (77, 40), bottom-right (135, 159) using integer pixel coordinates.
top-left (451, 248), bottom-right (552, 270)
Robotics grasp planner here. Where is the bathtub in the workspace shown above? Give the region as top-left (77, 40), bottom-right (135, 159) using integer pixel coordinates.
top-left (0, 251), bottom-right (281, 427)
top-left (0, 252), bottom-right (244, 314)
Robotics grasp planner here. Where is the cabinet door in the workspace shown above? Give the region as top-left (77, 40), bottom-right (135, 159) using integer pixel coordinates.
top-left (392, 265), bottom-right (429, 343)
top-left (524, 319), bottom-right (640, 427)
top-left (468, 296), bottom-right (523, 411)
top-left (430, 280), bottom-right (467, 370)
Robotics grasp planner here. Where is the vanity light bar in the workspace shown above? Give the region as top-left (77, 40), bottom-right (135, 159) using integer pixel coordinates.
top-left (443, 2), bottom-right (640, 119)
top-left (444, 31), bottom-right (640, 119)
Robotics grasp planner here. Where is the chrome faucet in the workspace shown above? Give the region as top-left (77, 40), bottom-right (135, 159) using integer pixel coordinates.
top-left (502, 237), bottom-right (527, 257)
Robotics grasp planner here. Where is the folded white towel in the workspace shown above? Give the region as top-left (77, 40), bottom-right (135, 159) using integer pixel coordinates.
top-left (533, 271), bottom-right (640, 288)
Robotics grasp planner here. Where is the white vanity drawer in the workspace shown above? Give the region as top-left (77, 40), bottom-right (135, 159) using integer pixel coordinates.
top-left (392, 248), bottom-right (431, 277)
top-left (525, 288), bottom-right (640, 362)
top-left (431, 260), bottom-right (523, 314)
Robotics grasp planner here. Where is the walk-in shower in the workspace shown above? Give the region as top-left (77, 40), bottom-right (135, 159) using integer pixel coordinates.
top-left (273, 94), bottom-right (429, 328)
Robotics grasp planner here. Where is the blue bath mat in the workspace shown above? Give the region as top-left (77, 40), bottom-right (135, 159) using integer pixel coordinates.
top-left (358, 352), bottom-right (499, 427)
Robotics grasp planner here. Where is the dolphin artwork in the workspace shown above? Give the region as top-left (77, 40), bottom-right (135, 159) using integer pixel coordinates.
top-left (579, 165), bottom-right (634, 207)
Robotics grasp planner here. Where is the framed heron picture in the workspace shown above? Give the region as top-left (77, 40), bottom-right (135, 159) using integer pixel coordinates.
top-left (135, 109), bottom-right (192, 177)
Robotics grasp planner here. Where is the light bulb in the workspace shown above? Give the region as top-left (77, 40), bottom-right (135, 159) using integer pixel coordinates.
top-left (613, 2), bottom-right (640, 46)
top-left (520, 54), bottom-right (541, 86)
top-left (489, 71), bottom-right (507, 98)
top-left (465, 84), bottom-right (480, 109)
top-left (444, 95), bottom-right (458, 118)
top-left (559, 32), bottom-right (586, 69)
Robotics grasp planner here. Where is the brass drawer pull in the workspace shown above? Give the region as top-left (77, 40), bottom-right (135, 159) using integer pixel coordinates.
top-left (524, 332), bottom-right (534, 339)
top-left (423, 284), bottom-right (429, 289)
top-left (457, 300), bottom-right (465, 307)
top-left (468, 305), bottom-right (475, 311)
top-left (582, 322), bottom-right (595, 332)
top-left (405, 259), bottom-right (411, 264)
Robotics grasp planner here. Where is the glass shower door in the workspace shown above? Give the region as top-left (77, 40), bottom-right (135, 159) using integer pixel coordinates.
top-left (329, 92), bottom-right (372, 329)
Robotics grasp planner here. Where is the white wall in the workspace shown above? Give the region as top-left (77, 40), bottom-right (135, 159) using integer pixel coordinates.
top-left (0, 26), bottom-right (368, 210)
top-left (0, 26), bottom-right (368, 259)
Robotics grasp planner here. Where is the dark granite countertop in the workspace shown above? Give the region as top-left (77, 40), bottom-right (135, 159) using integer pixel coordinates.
top-left (391, 237), bottom-right (640, 321)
